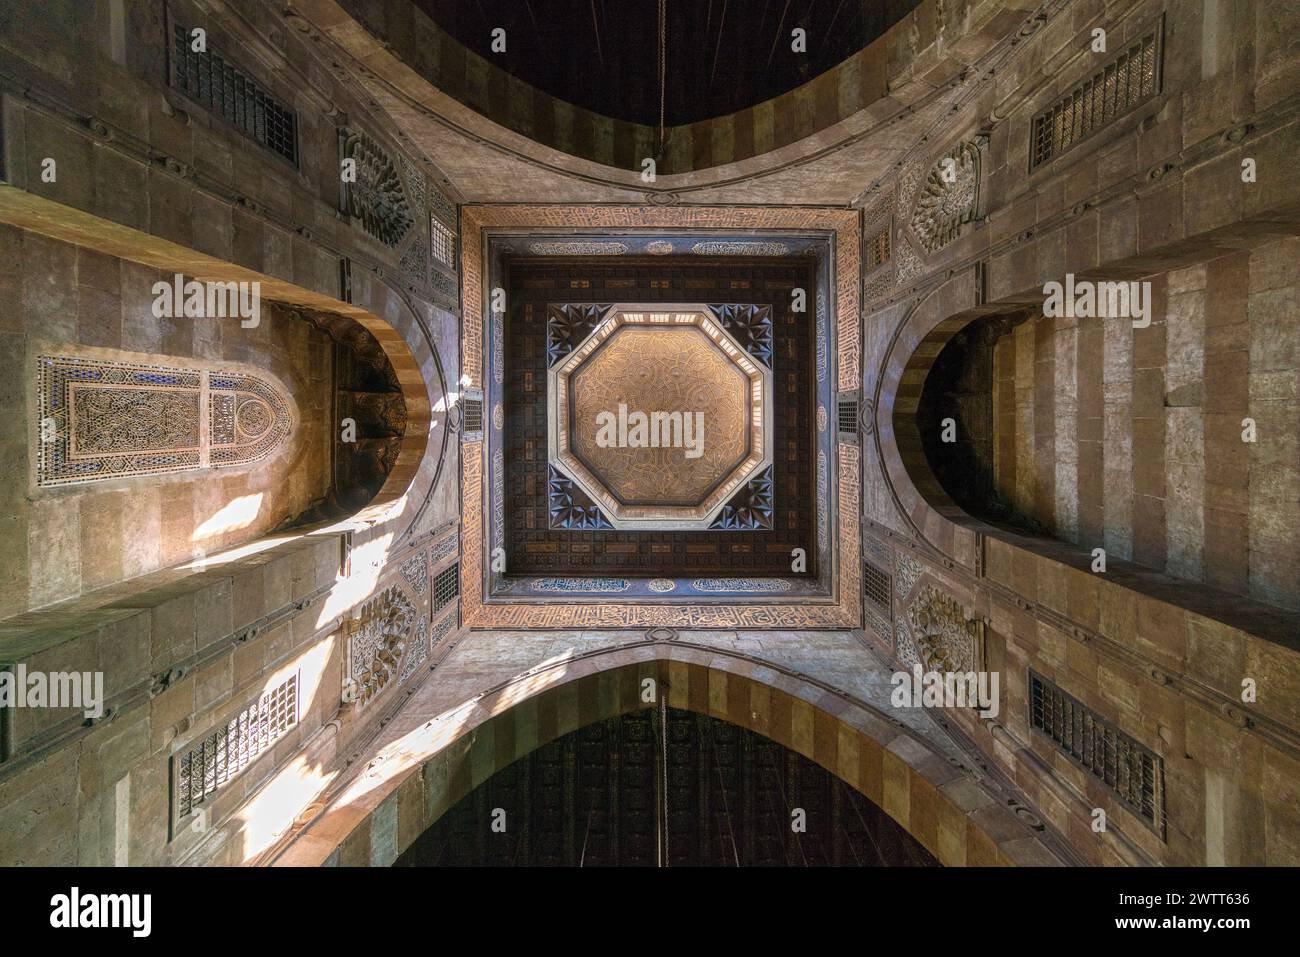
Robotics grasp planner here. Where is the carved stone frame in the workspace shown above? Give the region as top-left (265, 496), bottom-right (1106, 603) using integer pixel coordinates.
top-left (458, 205), bottom-right (863, 629)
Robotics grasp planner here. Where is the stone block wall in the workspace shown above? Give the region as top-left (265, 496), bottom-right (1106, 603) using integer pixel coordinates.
top-left (859, 0), bottom-right (1300, 866)
top-left (988, 240), bottom-right (1299, 612)
top-left (0, 532), bottom-right (343, 864)
top-left (863, 523), bottom-right (1300, 865)
top-left (0, 0), bottom-right (463, 867)
top-left (981, 566), bottom-right (1300, 865)
top-left (0, 226), bottom-right (335, 618)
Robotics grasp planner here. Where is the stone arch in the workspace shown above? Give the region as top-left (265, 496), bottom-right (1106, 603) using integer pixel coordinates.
top-left (874, 269), bottom-right (992, 569)
top-left (293, 0), bottom-right (1021, 196)
top-left (300, 273), bottom-right (451, 537)
top-left (873, 263), bottom-right (1299, 653)
top-left (0, 189), bottom-right (444, 534)
top-left (272, 643), bottom-right (1065, 867)
top-left (0, 188), bottom-right (450, 626)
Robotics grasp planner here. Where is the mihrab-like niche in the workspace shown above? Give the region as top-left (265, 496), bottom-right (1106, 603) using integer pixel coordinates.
top-left (36, 353), bottom-right (294, 487)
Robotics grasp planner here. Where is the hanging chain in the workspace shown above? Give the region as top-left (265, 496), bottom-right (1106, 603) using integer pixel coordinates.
top-left (659, 691), bottom-right (669, 866)
top-left (701, 711), bottom-right (741, 865)
top-left (658, 0), bottom-right (667, 154)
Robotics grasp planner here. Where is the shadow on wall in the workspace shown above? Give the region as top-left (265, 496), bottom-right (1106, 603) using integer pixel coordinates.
top-left (906, 244), bottom-right (1300, 619)
top-left (12, 254), bottom-right (410, 618)
top-left (914, 310), bottom-right (1046, 536)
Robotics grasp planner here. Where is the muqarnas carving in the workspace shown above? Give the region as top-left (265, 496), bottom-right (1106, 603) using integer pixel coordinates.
top-left (397, 617), bottom-right (429, 685)
top-left (345, 585), bottom-right (417, 709)
top-left (546, 303), bottom-right (611, 367)
top-left (909, 140), bottom-right (983, 253)
top-left (340, 128), bottom-right (413, 248)
top-left (548, 464), bottom-right (612, 529)
top-left (900, 584), bottom-right (980, 674)
top-left (37, 354), bottom-right (292, 486)
top-left (710, 303), bottom-right (773, 367)
top-left (710, 465), bottom-right (774, 530)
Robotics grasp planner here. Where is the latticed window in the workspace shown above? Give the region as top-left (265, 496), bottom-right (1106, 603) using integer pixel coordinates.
top-left (866, 227), bottom-right (891, 269)
top-left (863, 560), bottom-right (891, 613)
top-left (1029, 22), bottom-right (1162, 171)
top-left (175, 674), bottom-right (299, 821)
top-left (171, 23), bottom-right (299, 166)
top-left (461, 395), bottom-right (483, 435)
top-left (430, 215), bottom-right (456, 269)
top-left (837, 395), bottom-right (859, 437)
top-left (1028, 670), bottom-right (1164, 834)
top-left (433, 563), bottom-right (459, 613)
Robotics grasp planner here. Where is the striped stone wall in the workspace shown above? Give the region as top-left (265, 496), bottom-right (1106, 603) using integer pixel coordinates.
top-left (332, 0), bottom-right (1009, 176)
top-left (277, 647), bottom-right (1068, 867)
top-left (991, 240), bottom-right (1300, 612)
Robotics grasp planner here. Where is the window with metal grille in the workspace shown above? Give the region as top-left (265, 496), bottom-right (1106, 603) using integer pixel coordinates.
top-left (433, 563), bottom-right (459, 613)
top-left (837, 395), bottom-right (859, 436)
top-left (1028, 670), bottom-right (1164, 834)
top-left (175, 673), bottom-right (298, 820)
top-left (863, 560), bottom-right (890, 613)
top-left (171, 23), bottom-right (298, 166)
top-left (1029, 21), bottom-right (1162, 171)
top-left (430, 215), bottom-right (456, 269)
top-left (866, 227), bottom-right (891, 269)
top-left (461, 396), bottom-right (483, 435)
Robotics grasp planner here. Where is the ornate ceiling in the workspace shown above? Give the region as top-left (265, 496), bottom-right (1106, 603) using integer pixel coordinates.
top-left (460, 203), bottom-right (862, 626)
top-left (550, 307), bottom-right (772, 529)
top-left (491, 250), bottom-right (825, 589)
top-left (416, 0), bottom-right (922, 126)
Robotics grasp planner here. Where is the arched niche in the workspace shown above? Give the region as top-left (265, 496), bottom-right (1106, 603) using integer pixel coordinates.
top-left (271, 646), bottom-right (1062, 867)
top-left (17, 291), bottom-right (429, 614)
top-left (874, 270), bottom-right (993, 569)
top-left (873, 267), bottom-right (1300, 648)
top-left (0, 188), bottom-right (448, 625)
top-left (35, 350), bottom-right (298, 487)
